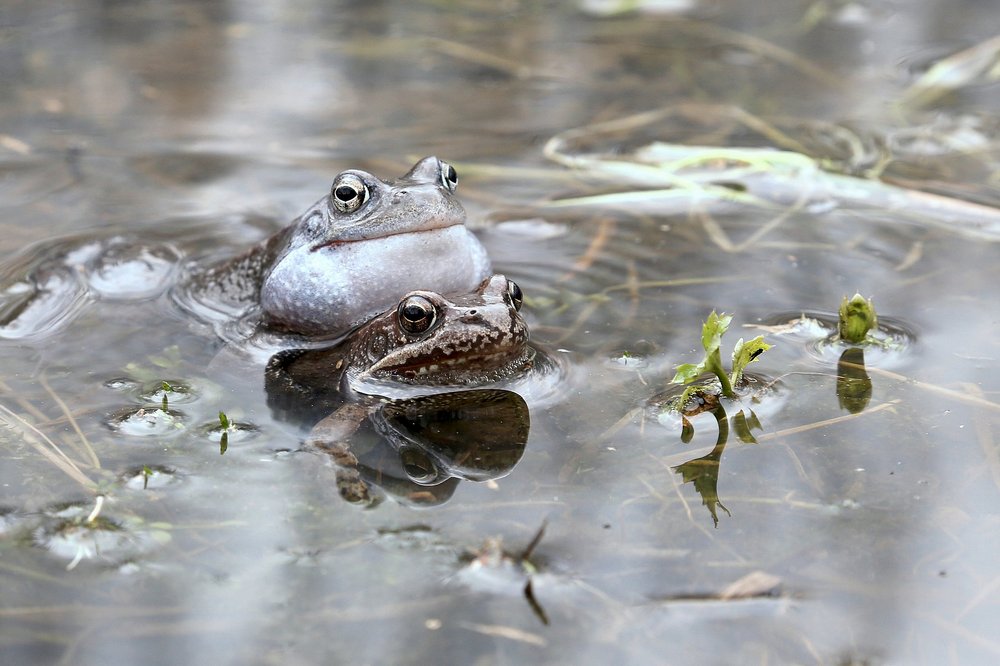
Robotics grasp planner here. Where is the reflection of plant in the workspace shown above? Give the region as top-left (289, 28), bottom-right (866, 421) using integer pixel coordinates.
top-left (671, 405), bottom-right (761, 527)
top-left (836, 347), bottom-right (872, 413)
top-left (672, 311), bottom-right (772, 400)
top-left (674, 407), bottom-right (731, 527)
top-left (838, 293), bottom-right (878, 344)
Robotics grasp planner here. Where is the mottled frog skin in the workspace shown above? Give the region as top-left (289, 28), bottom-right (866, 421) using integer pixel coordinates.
top-left (266, 273), bottom-right (533, 403)
top-left (187, 156), bottom-right (492, 336)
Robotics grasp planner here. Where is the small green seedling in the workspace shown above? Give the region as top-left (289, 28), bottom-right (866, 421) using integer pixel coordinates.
top-left (218, 411), bottom-right (233, 455)
top-left (838, 293), bottom-right (878, 344)
top-left (672, 311), bottom-right (772, 400)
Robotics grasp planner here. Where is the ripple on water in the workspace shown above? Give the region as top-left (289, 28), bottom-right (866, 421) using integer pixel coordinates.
top-left (105, 406), bottom-right (187, 437)
top-left (0, 506), bottom-right (27, 537)
top-left (759, 310), bottom-right (917, 367)
top-left (86, 240), bottom-right (181, 300)
top-left (121, 465), bottom-right (184, 490)
top-left (199, 420), bottom-right (261, 445)
top-left (0, 268), bottom-right (90, 340)
top-left (32, 500), bottom-right (168, 569)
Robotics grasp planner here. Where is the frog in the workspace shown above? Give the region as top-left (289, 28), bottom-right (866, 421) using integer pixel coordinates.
top-left (183, 156), bottom-right (492, 336)
top-left (264, 273), bottom-right (541, 504)
top-left (0, 156), bottom-right (492, 341)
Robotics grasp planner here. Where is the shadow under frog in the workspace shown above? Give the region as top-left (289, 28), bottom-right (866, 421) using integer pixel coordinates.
top-left (265, 274), bottom-right (537, 506)
top-left (0, 157), bottom-right (491, 341)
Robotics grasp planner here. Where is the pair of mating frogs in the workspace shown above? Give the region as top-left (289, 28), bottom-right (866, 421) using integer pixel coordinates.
top-left (186, 156), bottom-right (537, 393)
top-left (192, 157), bottom-right (543, 502)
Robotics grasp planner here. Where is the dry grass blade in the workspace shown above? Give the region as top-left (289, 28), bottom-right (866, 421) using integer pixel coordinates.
top-left (0, 402), bottom-right (96, 491)
top-left (39, 373), bottom-right (100, 469)
top-left (900, 34), bottom-right (1000, 108)
top-left (754, 400), bottom-right (899, 443)
top-left (837, 362), bottom-right (1000, 414)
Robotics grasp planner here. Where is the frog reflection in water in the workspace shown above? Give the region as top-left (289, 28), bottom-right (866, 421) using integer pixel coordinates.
top-left (188, 156), bottom-right (492, 336)
top-left (266, 274), bottom-right (536, 505)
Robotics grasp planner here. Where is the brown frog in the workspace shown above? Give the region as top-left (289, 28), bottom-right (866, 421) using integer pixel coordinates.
top-left (264, 274), bottom-right (538, 504)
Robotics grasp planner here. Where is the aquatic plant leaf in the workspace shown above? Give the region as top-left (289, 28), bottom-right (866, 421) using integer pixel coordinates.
top-left (701, 311), bottom-right (731, 352)
top-left (218, 411), bottom-right (231, 430)
top-left (838, 293), bottom-right (878, 344)
top-left (671, 311), bottom-right (736, 397)
top-left (672, 362), bottom-right (705, 384)
top-left (730, 335), bottom-right (772, 386)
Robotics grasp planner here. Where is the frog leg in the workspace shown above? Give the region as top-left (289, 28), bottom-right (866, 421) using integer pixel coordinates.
top-left (304, 403), bottom-right (376, 506)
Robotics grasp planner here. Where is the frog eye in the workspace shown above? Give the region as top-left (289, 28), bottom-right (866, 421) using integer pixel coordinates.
top-left (507, 280), bottom-right (523, 312)
top-left (439, 161), bottom-right (458, 192)
top-left (397, 295), bottom-right (438, 335)
top-left (331, 174), bottom-right (370, 213)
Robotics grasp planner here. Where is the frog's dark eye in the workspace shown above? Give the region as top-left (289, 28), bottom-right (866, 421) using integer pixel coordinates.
top-left (397, 295), bottom-right (437, 335)
top-left (507, 280), bottom-right (523, 312)
top-left (439, 161), bottom-right (458, 192)
top-left (331, 174), bottom-right (369, 213)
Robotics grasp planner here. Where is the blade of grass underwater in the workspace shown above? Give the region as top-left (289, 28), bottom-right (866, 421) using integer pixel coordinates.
top-left (900, 34), bottom-right (1000, 108)
top-left (0, 403), bottom-right (96, 491)
top-left (541, 147), bottom-right (1000, 240)
top-left (542, 186), bottom-right (770, 209)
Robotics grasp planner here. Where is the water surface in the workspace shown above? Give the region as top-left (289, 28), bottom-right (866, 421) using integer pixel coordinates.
top-left (1, 1), bottom-right (999, 664)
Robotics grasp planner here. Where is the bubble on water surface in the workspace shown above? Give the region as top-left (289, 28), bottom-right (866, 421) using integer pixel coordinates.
top-left (0, 268), bottom-right (90, 340)
top-left (199, 420), bottom-right (260, 444)
top-left (105, 406), bottom-right (187, 437)
top-left (32, 500), bottom-right (168, 569)
top-left (136, 379), bottom-right (199, 405)
top-left (121, 465), bottom-right (184, 490)
top-left (86, 240), bottom-right (181, 299)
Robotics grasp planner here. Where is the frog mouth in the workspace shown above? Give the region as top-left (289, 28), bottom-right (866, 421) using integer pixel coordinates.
top-left (312, 217), bottom-right (464, 250)
top-left (364, 346), bottom-right (533, 382)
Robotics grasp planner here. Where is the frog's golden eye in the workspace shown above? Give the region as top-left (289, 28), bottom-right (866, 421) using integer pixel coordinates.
top-left (439, 161), bottom-right (458, 192)
top-left (398, 295), bottom-right (437, 335)
top-left (331, 174), bottom-right (369, 213)
top-left (507, 280), bottom-right (523, 312)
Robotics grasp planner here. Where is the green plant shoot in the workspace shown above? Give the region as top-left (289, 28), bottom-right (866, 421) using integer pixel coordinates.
top-left (672, 311), bottom-right (772, 399)
top-left (838, 293), bottom-right (878, 343)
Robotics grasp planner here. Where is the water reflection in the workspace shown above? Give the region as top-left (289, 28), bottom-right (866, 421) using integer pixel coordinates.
top-left (669, 402), bottom-right (764, 527)
top-left (837, 347), bottom-right (873, 414)
top-left (265, 347), bottom-right (531, 506)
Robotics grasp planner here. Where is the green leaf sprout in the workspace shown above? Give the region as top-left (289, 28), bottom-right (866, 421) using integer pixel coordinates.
top-left (672, 311), bottom-right (772, 399)
top-left (838, 293), bottom-right (878, 344)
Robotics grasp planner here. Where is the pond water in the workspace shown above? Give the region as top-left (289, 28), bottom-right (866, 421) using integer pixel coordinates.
top-left (2, 1), bottom-right (999, 664)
